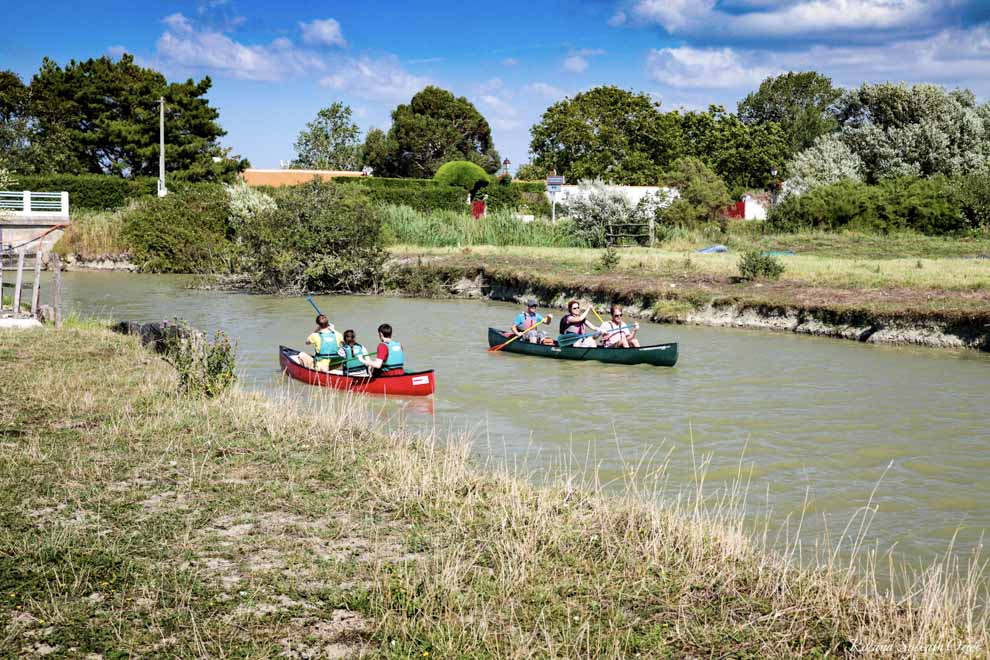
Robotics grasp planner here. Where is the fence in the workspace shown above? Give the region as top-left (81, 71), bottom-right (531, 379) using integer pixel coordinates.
top-left (605, 218), bottom-right (657, 248)
top-left (0, 191), bottom-right (70, 219)
top-left (0, 249), bottom-right (62, 326)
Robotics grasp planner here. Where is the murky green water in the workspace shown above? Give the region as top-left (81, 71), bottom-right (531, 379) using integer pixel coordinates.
top-left (58, 272), bottom-right (990, 570)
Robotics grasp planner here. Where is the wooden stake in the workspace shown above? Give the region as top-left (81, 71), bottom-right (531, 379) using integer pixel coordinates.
top-left (12, 251), bottom-right (24, 315)
top-left (0, 251), bottom-right (5, 311)
top-left (52, 253), bottom-right (62, 327)
top-left (31, 252), bottom-right (42, 317)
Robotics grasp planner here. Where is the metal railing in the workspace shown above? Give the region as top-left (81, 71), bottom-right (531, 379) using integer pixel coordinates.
top-left (0, 191), bottom-right (70, 219)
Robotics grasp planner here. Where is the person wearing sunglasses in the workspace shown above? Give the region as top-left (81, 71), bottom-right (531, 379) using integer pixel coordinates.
top-left (598, 304), bottom-right (640, 348)
top-left (559, 299), bottom-right (599, 348)
top-left (511, 300), bottom-right (552, 344)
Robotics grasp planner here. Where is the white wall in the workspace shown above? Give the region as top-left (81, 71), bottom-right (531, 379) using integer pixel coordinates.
top-left (548, 184), bottom-right (679, 207)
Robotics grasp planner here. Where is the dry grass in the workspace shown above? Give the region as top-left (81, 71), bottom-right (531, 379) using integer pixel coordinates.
top-left (1, 325), bottom-right (987, 656)
top-left (52, 208), bottom-right (130, 259)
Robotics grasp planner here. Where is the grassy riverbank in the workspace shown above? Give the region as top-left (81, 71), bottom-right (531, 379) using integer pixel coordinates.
top-left (391, 244), bottom-right (990, 337)
top-left (2, 325), bottom-right (987, 656)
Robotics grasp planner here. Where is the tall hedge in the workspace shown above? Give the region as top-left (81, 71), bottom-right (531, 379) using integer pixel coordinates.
top-left (766, 176), bottom-right (982, 235)
top-left (122, 184), bottom-right (234, 273)
top-left (13, 174), bottom-right (158, 210)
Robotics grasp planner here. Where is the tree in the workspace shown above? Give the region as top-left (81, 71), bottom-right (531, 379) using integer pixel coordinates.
top-left (784, 134), bottom-right (865, 197)
top-left (292, 102), bottom-right (361, 170)
top-left (514, 162), bottom-right (545, 180)
top-left (372, 86), bottom-right (500, 178)
top-left (662, 156), bottom-right (732, 228)
top-left (25, 55), bottom-right (235, 180)
top-left (834, 82), bottom-right (990, 182)
top-left (360, 127), bottom-right (394, 175)
top-left (529, 86), bottom-right (681, 185)
top-left (738, 72), bottom-right (842, 155)
top-left (679, 106), bottom-right (790, 192)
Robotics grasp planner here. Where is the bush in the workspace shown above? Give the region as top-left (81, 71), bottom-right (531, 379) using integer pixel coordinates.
top-left (766, 176), bottom-right (969, 235)
top-left (122, 185), bottom-right (234, 273)
top-left (238, 180), bottom-right (385, 292)
top-left (162, 322), bottom-right (237, 398)
top-left (14, 174), bottom-right (157, 209)
top-left (561, 180), bottom-right (643, 248)
top-left (738, 250), bottom-right (785, 281)
top-left (327, 177), bottom-right (468, 211)
top-left (434, 161), bottom-right (491, 195)
top-left (662, 157), bottom-right (731, 230)
top-left (226, 181), bottom-right (276, 231)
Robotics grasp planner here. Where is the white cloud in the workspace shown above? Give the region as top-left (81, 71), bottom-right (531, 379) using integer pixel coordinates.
top-left (734, 0), bottom-right (931, 35)
top-left (630, 0), bottom-right (715, 32)
top-left (480, 94), bottom-right (518, 117)
top-left (625, 0), bottom-right (943, 37)
top-left (608, 11), bottom-right (627, 27)
top-left (299, 18), bottom-right (346, 47)
top-left (563, 55), bottom-right (588, 73)
top-left (646, 46), bottom-right (772, 88)
top-left (524, 82), bottom-right (565, 99)
top-left (106, 45), bottom-right (128, 58)
top-left (502, 57), bottom-right (520, 66)
top-left (271, 37), bottom-right (293, 50)
top-left (155, 13), bottom-right (326, 81)
top-left (320, 55), bottom-right (429, 101)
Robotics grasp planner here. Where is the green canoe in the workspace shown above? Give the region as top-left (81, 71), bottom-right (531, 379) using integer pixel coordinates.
top-left (488, 328), bottom-right (678, 367)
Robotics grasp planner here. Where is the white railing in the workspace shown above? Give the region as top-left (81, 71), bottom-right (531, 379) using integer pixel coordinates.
top-left (0, 191), bottom-right (70, 220)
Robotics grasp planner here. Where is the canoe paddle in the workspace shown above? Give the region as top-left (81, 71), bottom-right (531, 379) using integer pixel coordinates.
top-left (306, 295), bottom-right (323, 316)
top-left (489, 318), bottom-right (549, 352)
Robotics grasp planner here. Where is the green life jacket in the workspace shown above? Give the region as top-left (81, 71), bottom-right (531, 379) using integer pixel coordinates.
top-left (341, 343), bottom-right (367, 373)
top-left (314, 328), bottom-right (339, 360)
top-left (381, 339), bottom-right (404, 371)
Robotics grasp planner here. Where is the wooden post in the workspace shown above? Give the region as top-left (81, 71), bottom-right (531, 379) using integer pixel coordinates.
top-left (31, 252), bottom-right (42, 317)
top-left (649, 215), bottom-right (656, 248)
top-left (0, 251), bottom-right (4, 312)
top-left (52, 253), bottom-right (62, 327)
top-left (12, 250), bottom-right (24, 315)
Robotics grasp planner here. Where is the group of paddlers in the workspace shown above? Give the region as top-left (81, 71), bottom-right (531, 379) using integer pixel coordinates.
top-left (511, 300), bottom-right (641, 348)
top-left (295, 315), bottom-right (405, 376)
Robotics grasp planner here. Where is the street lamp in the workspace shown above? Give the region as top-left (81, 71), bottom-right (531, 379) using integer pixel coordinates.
top-left (499, 158), bottom-right (511, 177)
top-left (769, 166), bottom-right (780, 207)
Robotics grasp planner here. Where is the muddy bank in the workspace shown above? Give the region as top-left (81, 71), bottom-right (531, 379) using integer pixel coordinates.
top-left (401, 264), bottom-right (990, 352)
top-left (50, 253), bottom-right (137, 271)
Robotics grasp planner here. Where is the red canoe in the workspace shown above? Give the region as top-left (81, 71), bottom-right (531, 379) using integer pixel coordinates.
top-left (279, 345), bottom-right (436, 397)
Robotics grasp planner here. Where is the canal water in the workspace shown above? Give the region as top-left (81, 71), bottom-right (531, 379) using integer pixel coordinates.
top-left (59, 272), bottom-right (990, 571)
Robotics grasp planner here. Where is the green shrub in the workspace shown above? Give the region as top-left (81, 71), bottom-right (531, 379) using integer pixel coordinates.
top-left (238, 180), bottom-right (385, 292)
top-left (320, 177), bottom-right (468, 211)
top-left (768, 176), bottom-right (970, 235)
top-left (14, 174), bottom-right (157, 209)
top-left (477, 178), bottom-right (522, 210)
top-left (434, 161), bottom-right (491, 194)
top-left (163, 322), bottom-right (237, 398)
top-left (738, 250), bottom-right (785, 281)
top-left (597, 246), bottom-right (620, 271)
top-left (122, 184), bottom-right (234, 273)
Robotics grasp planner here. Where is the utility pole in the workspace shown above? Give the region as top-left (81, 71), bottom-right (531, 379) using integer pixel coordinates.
top-left (157, 97), bottom-right (168, 197)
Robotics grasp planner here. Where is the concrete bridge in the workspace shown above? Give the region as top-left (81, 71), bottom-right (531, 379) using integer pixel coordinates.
top-left (0, 191), bottom-right (70, 253)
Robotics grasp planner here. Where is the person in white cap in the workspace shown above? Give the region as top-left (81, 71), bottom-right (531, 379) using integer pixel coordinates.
top-left (511, 300), bottom-right (552, 343)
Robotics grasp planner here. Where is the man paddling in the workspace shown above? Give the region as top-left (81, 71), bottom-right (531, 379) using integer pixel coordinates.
top-left (512, 300), bottom-right (552, 344)
top-left (298, 314), bottom-right (344, 371)
top-left (598, 304), bottom-right (640, 348)
top-left (365, 323), bottom-right (405, 376)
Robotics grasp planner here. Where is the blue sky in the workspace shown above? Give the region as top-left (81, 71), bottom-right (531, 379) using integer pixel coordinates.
top-left (4, 0), bottom-right (990, 170)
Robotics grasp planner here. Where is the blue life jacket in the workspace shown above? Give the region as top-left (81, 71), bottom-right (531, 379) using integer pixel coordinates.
top-left (381, 339), bottom-right (404, 371)
top-left (341, 343), bottom-right (367, 373)
top-left (314, 328), bottom-right (339, 360)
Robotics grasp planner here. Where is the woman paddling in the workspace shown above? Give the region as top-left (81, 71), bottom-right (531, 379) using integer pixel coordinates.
top-left (338, 329), bottom-right (371, 377)
top-left (598, 304), bottom-right (640, 348)
top-left (559, 300), bottom-right (599, 348)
